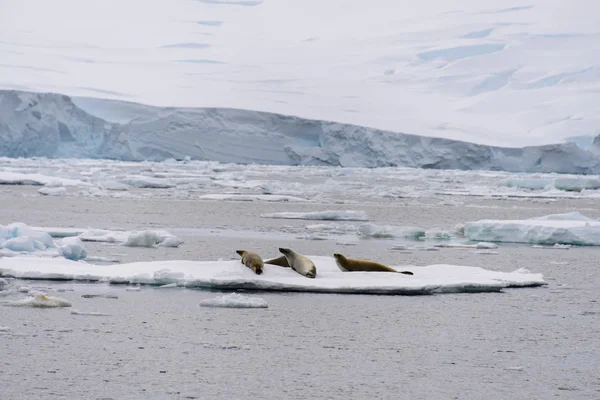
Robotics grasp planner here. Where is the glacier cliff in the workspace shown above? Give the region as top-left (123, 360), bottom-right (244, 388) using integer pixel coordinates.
top-left (1, 89), bottom-right (600, 174)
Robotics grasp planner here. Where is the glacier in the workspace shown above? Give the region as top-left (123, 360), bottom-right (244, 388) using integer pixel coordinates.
top-left (2, 89), bottom-right (600, 174)
top-left (1, 0), bottom-right (599, 149)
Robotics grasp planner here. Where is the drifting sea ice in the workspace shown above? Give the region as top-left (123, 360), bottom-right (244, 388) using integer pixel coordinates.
top-left (199, 293), bottom-right (268, 309)
top-left (261, 211), bottom-right (369, 221)
top-left (0, 256), bottom-right (546, 295)
top-left (465, 212), bottom-right (600, 245)
top-left (4, 293), bottom-right (72, 308)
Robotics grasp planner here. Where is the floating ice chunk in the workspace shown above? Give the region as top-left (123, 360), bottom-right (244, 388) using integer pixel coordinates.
top-left (424, 228), bottom-right (453, 240)
top-left (435, 242), bottom-right (498, 249)
top-left (0, 326), bottom-right (11, 332)
top-left (78, 229), bottom-right (123, 243)
top-left (158, 283), bottom-right (178, 288)
top-left (70, 310), bottom-right (111, 316)
top-left (18, 286), bottom-right (29, 293)
top-left (123, 231), bottom-right (161, 247)
top-left (199, 293), bottom-right (268, 309)
top-left (38, 186), bottom-right (67, 196)
top-left (125, 285), bottom-right (141, 291)
top-left (531, 244), bottom-right (571, 250)
top-left (158, 237), bottom-right (184, 248)
top-left (504, 178), bottom-right (554, 190)
top-left (58, 237), bottom-right (87, 260)
top-left (119, 176), bottom-right (175, 189)
top-left (528, 212), bottom-right (596, 222)
top-left (0, 278), bottom-right (8, 289)
top-left (554, 178), bottom-right (600, 192)
top-left (98, 180), bottom-right (130, 191)
top-left (5, 293), bottom-right (72, 308)
top-left (0, 172), bottom-right (88, 187)
top-left (359, 223), bottom-right (425, 239)
top-left (7, 223), bottom-right (55, 249)
top-left (465, 214), bottom-right (600, 246)
top-left (261, 211), bottom-right (368, 221)
top-left (0, 256), bottom-right (546, 296)
top-left (199, 193), bottom-right (308, 202)
top-left (3, 236), bottom-right (44, 252)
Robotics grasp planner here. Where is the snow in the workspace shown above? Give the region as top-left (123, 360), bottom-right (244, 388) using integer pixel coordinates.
top-left (465, 213), bottom-right (600, 246)
top-left (199, 293), bottom-right (268, 308)
top-left (0, 255), bottom-right (546, 295)
top-left (4, 293), bottom-right (72, 308)
top-left (261, 211), bottom-right (369, 221)
top-left (1, 1), bottom-right (600, 152)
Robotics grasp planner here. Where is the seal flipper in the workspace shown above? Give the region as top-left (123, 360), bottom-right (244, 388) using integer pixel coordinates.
top-left (398, 271), bottom-right (413, 275)
top-left (264, 255), bottom-right (291, 268)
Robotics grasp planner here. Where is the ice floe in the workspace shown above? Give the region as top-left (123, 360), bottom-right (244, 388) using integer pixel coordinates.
top-left (1, 222), bottom-right (182, 258)
top-left (38, 187), bottom-right (67, 196)
top-left (199, 194), bottom-right (308, 202)
top-left (4, 293), bottom-right (72, 308)
top-left (0, 255), bottom-right (546, 295)
top-left (465, 212), bottom-right (600, 246)
top-left (261, 211), bottom-right (368, 221)
top-left (199, 293), bottom-right (268, 308)
top-left (70, 310), bottom-right (111, 316)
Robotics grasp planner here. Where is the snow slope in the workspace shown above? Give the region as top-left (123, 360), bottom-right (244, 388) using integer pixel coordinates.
top-left (0, 0), bottom-right (599, 148)
top-left (2, 89), bottom-right (600, 173)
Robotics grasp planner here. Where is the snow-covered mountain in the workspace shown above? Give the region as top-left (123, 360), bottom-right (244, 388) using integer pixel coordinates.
top-left (2, 89), bottom-right (600, 174)
top-left (1, 0), bottom-right (599, 148)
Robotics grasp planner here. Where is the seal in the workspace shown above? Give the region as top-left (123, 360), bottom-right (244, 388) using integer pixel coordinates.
top-left (264, 255), bottom-right (290, 268)
top-left (278, 247), bottom-right (317, 278)
top-left (236, 250), bottom-right (264, 275)
top-left (333, 253), bottom-right (413, 275)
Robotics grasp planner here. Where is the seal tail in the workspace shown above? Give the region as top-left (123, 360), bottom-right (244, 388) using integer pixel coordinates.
top-left (398, 271), bottom-right (414, 275)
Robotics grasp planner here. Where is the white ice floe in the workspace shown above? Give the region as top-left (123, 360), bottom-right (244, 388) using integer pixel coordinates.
top-left (199, 194), bottom-right (308, 202)
top-left (57, 237), bottom-right (88, 261)
top-left (506, 178), bottom-right (600, 192)
top-left (38, 186), bottom-right (67, 196)
top-left (0, 256), bottom-right (545, 295)
top-left (199, 293), bottom-right (268, 309)
top-left (4, 293), bottom-right (72, 308)
top-left (0, 277), bottom-right (8, 290)
top-left (80, 228), bottom-right (181, 247)
top-left (465, 212), bottom-right (600, 246)
top-left (358, 224), bottom-right (426, 239)
top-left (0, 171), bottom-right (88, 187)
top-left (435, 242), bottom-right (499, 249)
top-left (261, 211), bottom-right (368, 221)
top-left (70, 310), bottom-right (111, 316)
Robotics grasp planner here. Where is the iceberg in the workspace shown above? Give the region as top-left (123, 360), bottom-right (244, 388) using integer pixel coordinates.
top-left (465, 213), bottom-right (600, 245)
top-left (1, 90), bottom-right (600, 174)
top-left (0, 255), bottom-right (546, 295)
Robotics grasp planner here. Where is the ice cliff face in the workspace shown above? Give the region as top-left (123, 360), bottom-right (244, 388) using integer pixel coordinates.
top-left (1, 89), bottom-right (600, 174)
